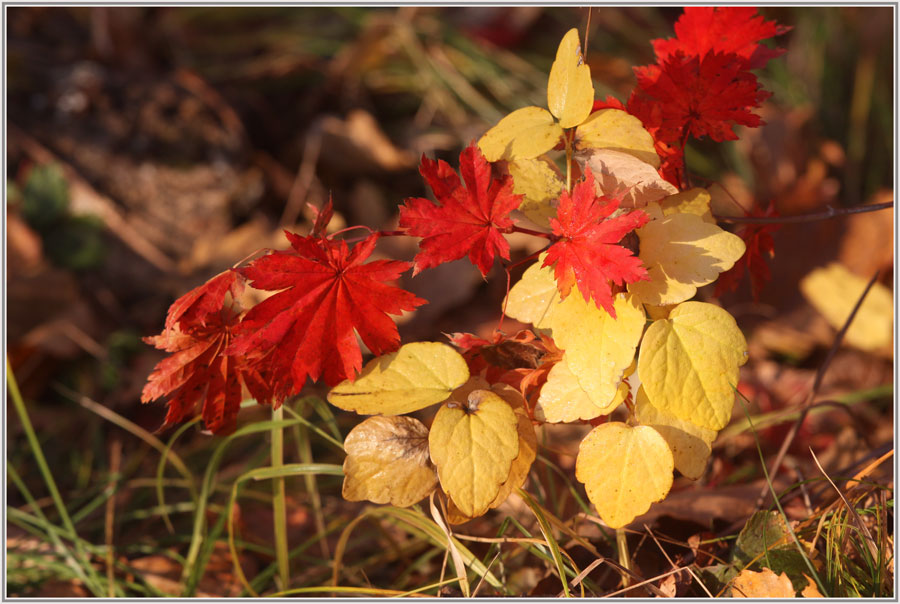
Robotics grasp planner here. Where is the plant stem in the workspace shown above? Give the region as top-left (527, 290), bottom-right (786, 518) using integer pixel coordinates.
top-left (271, 405), bottom-right (290, 589)
top-left (715, 201), bottom-right (892, 224)
top-left (510, 225), bottom-right (553, 239)
top-left (565, 130), bottom-right (573, 193)
top-left (616, 528), bottom-right (632, 589)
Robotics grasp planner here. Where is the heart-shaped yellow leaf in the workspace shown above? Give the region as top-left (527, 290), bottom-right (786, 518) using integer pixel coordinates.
top-left (328, 342), bottom-right (469, 415)
top-left (634, 386), bottom-right (717, 480)
top-left (478, 106), bottom-right (564, 162)
top-left (652, 187), bottom-right (715, 223)
top-left (574, 108), bottom-right (659, 168)
top-left (638, 302), bottom-right (748, 430)
top-left (800, 262), bottom-right (893, 352)
top-left (576, 422), bottom-right (674, 528)
top-left (504, 255), bottom-right (560, 330)
top-left (550, 290), bottom-right (645, 407)
top-left (429, 389), bottom-right (520, 518)
top-left (342, 416), bottom-right (438, 507)
top-left (547, 28), bottom-right (594, 128)
top-left (628, 212), bottom-right (746, 306)
top-left (535, 357), bottom-right (627, 422)
top-left (508, 157), bottom-right (565, 228)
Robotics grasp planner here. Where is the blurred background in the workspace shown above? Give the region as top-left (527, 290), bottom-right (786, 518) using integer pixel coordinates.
top-left (6, 6), bottom-right (894, 597)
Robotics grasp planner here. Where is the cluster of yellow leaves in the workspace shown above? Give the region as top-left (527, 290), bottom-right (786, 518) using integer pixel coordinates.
top-left (329, 28), bottom-right (752, 531)
top-left (331, 345), bottom-right (536, 519)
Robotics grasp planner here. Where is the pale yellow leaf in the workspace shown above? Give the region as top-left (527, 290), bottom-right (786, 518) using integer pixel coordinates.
top-left (478, 106), bottom-right (564, 162)
top-left (654, 187), bottom-right (715, 223)
top-left (575, 422), bottom-right (674, 528)
top-left (644, 303), bottom-right (675, 321)
top-left (800, 262), bottom-right (893, 351)
top-left (574, 108), bottom-right (659, 168)
top-left (732, 568), bottom-right (795, 598)
top-left (550, 290), bottom-right (645, 408)
top-left (328, 342), bottom-right (469, 415)
top-left (535, 357), bottom-right (626, 422)
top-left (429, 390), bottom-right (520, 518)
top-left (342, 416), bottom-right (438, 507)
top-left (547, 28), bottom-right (594, 128)
top-left (445, 382), bottom-right (537, 524)
top-left (508, 157), bottom-right (565, 228)
top-left (634, 386), bottom-right (717, 480)
top-left (577, 148), bottom-right (677, 208)
top-left (504, 254), bottom-right (560, 330)
top-left (638, 301), bottom-right (748, 430)
top-left (628, 212), bottom-right (746, 306)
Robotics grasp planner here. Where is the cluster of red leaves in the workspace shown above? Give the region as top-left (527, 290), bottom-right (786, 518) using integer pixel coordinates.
top-left (543, 168), bottom-right (649, 317)
top-left (714, 200), bottom-right (781, 300)
top-left (602, 7), bottom-right (787, 186)
top-left (143, 203), bottom-right (426, 433)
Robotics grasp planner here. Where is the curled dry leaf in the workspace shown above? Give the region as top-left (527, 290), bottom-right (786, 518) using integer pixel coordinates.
top-left (342, 416), bottom-right (438, 508)
top-left (576, 148), bottom-right (677, 209)
top-left (638, 301), bottom-right (748, 430)
top-left (576, 422), bottom-right (674, 528)
top-left (429, 389), bottom-right (520, 518)
top-left (327, 342), bottom-right (470, 416)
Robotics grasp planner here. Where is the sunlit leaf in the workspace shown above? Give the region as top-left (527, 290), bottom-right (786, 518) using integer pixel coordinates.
top-left (535, 357), bottom-right (628, 422)
top-left (504, 254), bottom-right (560, 330)
top-left (577, 148), bottom-right (678, 208)
top-left (328, 342), bottom-right (469, 415)
top-left (575, 108), bottom-right (660, 168)
top-left (429, 390), bottom-right (520, 518)
top-left (551, 290), bottom-right (645, 407)
top-left (576, 422), bottom-right (674, 528)
top-left (342, 416), bottom-right (438, 507)
top-left (628, 212), bottom-right (745, 306)
top-left (547, 28), bottom-right (594, 128)
top-left (478, 106), bottom-right (564, 162)
top-left (732, 568), bottom-right (795, 598)
top-left (638, 301), bottom-right (748, 430)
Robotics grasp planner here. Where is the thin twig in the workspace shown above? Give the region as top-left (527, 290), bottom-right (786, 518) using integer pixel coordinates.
top-left (715, 201), bottom-right (892, 224)
top-left (754, 269), bottom-right (882, 509)
top-left (104, 437), bottom-right (122, 597)
top-left (644, 524), bottom-right (713, 598)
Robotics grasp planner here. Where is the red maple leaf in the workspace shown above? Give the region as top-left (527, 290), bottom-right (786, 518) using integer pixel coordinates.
top-left (542, 169), bottom-right (649, 318)
top-left (229, 232), bottom-right (426, 401)
top-left (399, 144), bottom-right (522, 277)
top-left (652, 7), bottom-right (787, 70)
top-left (633, 51), bottom-right (771, 144)
top-left (715, 201), bottom-right (780, 300)
top-left (142, 270), bottom-right (272, 434)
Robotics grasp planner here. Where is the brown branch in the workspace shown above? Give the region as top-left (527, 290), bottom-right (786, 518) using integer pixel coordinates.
top-left (715, 201), bottom-right (892, 224)
top-left (753, 269), bottom-right (882, 509)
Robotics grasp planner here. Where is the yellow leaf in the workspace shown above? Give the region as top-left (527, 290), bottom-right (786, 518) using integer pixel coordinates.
top-left (445, 383), bottom-right (537, 525)
top-left (575, 422), bottom-right (674, 528)
top-left (644, 303), bottom-right (675, 321)
top-left (577, 148), bottom-right (678, 208)
top-left (547, 28), bottom-right (594, 128)
top-left (653, 187), bottom-right (715, 223)
top-left (535, 357), bottom-right (626, 422)
top-left (628, 212), bottom-right (746, 306)
top-left (342, 416), bottom-right (438, 507)
top-left (328, 342), bottom-right (469, 415)
top-left (634, 386), bottom-right (717, 480)
top-left (732, 568), bottom-right (795, 598)
top-left (478, 106), bottom-right (564, 162)
top-left (429, 390), bottom-right (520, 518)
top-left (504, 254), bottom-right (560, 330)
top-left (508, 157), bottom-right (565, 228)
top-left (800, 262), bottom-right (893, 351)
top-left (574, 108), bottom-right (659, 168)
top-left (638, 302), bottom-right (748, 430)
top-left (550, 290), bottom-right (645, 408)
